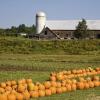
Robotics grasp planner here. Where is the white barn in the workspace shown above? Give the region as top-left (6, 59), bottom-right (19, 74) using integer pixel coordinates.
top-left (34, 12), bottom-right (100, 39)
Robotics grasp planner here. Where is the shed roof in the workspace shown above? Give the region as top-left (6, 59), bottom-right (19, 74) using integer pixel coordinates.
top-left (46, 20), bottom-right (100, 30)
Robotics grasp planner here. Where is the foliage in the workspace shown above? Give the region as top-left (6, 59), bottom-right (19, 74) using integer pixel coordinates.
top-left (74, 19), bottom-right (89, 39)
top-left (0, 24), bottom-right (36, 36)
top-left (0, 37), bottom-right (100, 54)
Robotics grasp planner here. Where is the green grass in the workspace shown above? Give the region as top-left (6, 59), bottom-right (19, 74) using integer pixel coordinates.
top-left (0, 36), bottom-right (100, 54)
top-left (0, 36), bottom-right (100, 99)
top-left (0, 54), bottom-right (100, 100)
top-left (0, 54), bottom-right (100, 71)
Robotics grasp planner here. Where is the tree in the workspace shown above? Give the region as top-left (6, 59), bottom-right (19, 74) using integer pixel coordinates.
top-left (18, 24), bottom-right (26, 33)
top-left (74, 19), bottom-right (88, 39)
top-left (11, 26), bottom-right (17, 33)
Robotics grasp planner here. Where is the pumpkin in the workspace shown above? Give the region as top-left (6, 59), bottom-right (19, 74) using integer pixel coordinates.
top-left (77, 82), bottom-right (84, 90)
top-left (71, 84), bottom-right (76, 91)
top-left (0, 94), bottom-right (7, 100)
top-left (0, 87), bottom-right (5, 93)
top-left (56, 88), bottom-right (62, 94)
top-left (11, 80), bottom-right (16, 86)
top-left (84, 82), bottom-right (89, 89)
top-left (61, 87), bottom-right (67, 92)
top-left (51, 81), bottom-right (57, 87)
top-left (56, 73), bottom-right (64, 81)
top-left (66, 84), bottom-right (72, 91)
top-left (26, 79), bottom-right (32, 84)
top-left (32, 85), bottom-right (39, 91)
top-left (38, 90), bottom-right (45, 97)
top-left (88, 81), bottom-right (94, 88)
top-left (17, 84), bottom-right (26, 93)
top-left (7, 93), bottom-right (16, 100)
top-left (6, 81), bottom-right (11, 86)
top-left (23, 91), bottom-right (30, 100)
top-left (27, 83), bottom-right (35, 91)
top-left (50, 87), bottom-right (56, 94)
top-left (93, 81), bottom-right (100, 87)
top-left (45, 89), bottom-right (52, 96)
top-left (50, 76), bottom-right (56, 81)
top-left (16, 93), bottom-right (24, 100)
top-left (31, 91), bottom-right (39, 98)
top-left (0, 82), bottom-right (6, 88)
top-left (38, 84), bottom-right (45, 90)
top-left (5, 86), bottom-right (12, 91)
top-left (92, 76), bottom-right (99, 81)
top-left (44, 81), bottom-right (51, 89)
top-left (56, 82), bottom-right (61, 88)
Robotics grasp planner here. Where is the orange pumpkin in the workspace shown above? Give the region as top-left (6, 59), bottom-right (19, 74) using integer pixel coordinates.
top-left (16, 93), bottom-right (24, 100)
top-left (38, 90), bottom-right (45, 97)
top-left (77, 82), bottom-right (84, 90)
top-left (0, 94), bottom-right (7, 100)
top-left (56, 88), bottom-right (62, 94)
top-left (66, 84), bottom-right (72, 91)
top-left (93, 81), bottom-right (100, 87)
top-left (88, 81), bottom-right (94, 88)
top-left (71, 84), bottom-right (76, 91)
top-left (61, 87), bottom-right (67, 92)
top-left (56, 82), bottom-right (61, 88)
top-left (45, 89), bottom-right (52, 96)
top-left (11, 80), bottom-right (16, 86)
top-left (23, 90), bottom-right (30, 100)
top-left (17, 84), bottom-right (26, 93)
top-left (7, 93), bottom-right (16, 100)
top-left (84, 82), bottom-right (89, 89)
top-left (31, 91), bottom-right (39, 98)
top-left (44, 81), bottom-right (51, 89)
top-left (51, 81), bottom-right (57, 87)
top-left (38, 84), bottom-right (45, 90)
top-left (50, 76), bottom-right (56, 81)
top-left (50, 87), bottom-right (56, 94)
top-left (6, 81), bottom-right (11, 86)
top-left (0, 82), bottom-right (6, 88)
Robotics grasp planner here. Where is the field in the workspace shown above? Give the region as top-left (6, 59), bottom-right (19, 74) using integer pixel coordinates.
top-left (0, 54), bottom-right (100, 100)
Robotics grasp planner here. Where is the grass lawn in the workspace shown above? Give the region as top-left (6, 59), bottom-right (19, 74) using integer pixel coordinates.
top-left (0, 54), bottom-right (100, 100)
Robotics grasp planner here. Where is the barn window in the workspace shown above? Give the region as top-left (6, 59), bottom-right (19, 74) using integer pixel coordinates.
top-left (45, 31), bottom-right (47, 35)
top-left (96, 34), bottom-right (100, 39)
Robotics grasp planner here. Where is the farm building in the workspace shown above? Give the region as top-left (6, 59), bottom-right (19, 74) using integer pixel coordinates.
top-left (32, 12), bottom-right (100, 40)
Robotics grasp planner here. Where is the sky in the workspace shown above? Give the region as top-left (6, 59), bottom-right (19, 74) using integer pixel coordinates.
top-left (0, 0), bottom-right (100, 28)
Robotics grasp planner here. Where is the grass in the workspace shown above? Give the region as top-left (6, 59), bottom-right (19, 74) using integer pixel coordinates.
top-left (0, 54), bottom-right (100, 71)
top-left (0, 36), bottom-right (100, 54)
top-left (0, 37), bottom-right (100, 99)
top-left (0, 54), bottom-right (100, 100)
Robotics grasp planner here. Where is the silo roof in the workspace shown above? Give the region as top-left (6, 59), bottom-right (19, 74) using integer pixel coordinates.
top-left (36, 12), bottom-right (46, 17)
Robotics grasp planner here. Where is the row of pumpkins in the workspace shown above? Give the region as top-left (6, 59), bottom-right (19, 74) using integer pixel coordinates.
top-left (0, 67), bottom-right (100, 100)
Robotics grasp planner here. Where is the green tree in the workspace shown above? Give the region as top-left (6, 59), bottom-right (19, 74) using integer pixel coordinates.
top-left (74, 19), bottom-right (88, 39)
top-left (11, 26), bottom-right (17, 33)
top-left (18, 24), bottom-right (26, 33)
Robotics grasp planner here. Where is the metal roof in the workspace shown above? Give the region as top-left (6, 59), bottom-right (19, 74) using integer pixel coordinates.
top-left (36, 12), bottom-right (46, 17)
top-left (46, 20), bottom-right (100, 30)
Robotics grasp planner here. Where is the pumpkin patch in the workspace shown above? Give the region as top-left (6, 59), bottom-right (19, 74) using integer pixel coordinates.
top-left (0, 67), bottom-right (100, 100)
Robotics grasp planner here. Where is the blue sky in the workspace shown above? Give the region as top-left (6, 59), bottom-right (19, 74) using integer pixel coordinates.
top-left (0, 0), bottom-right (100, 28)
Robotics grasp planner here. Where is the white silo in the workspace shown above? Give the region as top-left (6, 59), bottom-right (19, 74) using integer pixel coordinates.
top-left (36, 12), bottom-right (46, 34)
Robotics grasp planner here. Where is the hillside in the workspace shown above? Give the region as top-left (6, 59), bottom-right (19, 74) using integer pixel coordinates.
top-left (0, 37), bottom-right (100, 55)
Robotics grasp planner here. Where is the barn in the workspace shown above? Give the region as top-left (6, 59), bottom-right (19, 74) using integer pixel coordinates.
top-left (33, 12), bottom-right (100, 40)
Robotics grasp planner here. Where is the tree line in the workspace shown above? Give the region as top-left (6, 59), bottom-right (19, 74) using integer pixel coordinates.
top-left (0, 24), bottom-right (36, 36)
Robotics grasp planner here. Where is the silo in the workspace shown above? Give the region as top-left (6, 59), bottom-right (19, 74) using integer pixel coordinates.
top-left (36, 12), bottom-right (46, 34)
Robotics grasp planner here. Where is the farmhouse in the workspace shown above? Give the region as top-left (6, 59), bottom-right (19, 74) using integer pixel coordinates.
top-left (33, 12), bottom-right (100, 40)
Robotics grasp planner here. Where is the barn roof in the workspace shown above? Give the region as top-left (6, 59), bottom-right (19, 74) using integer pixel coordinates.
top-left (46, 20), bottom-right (100, 30)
